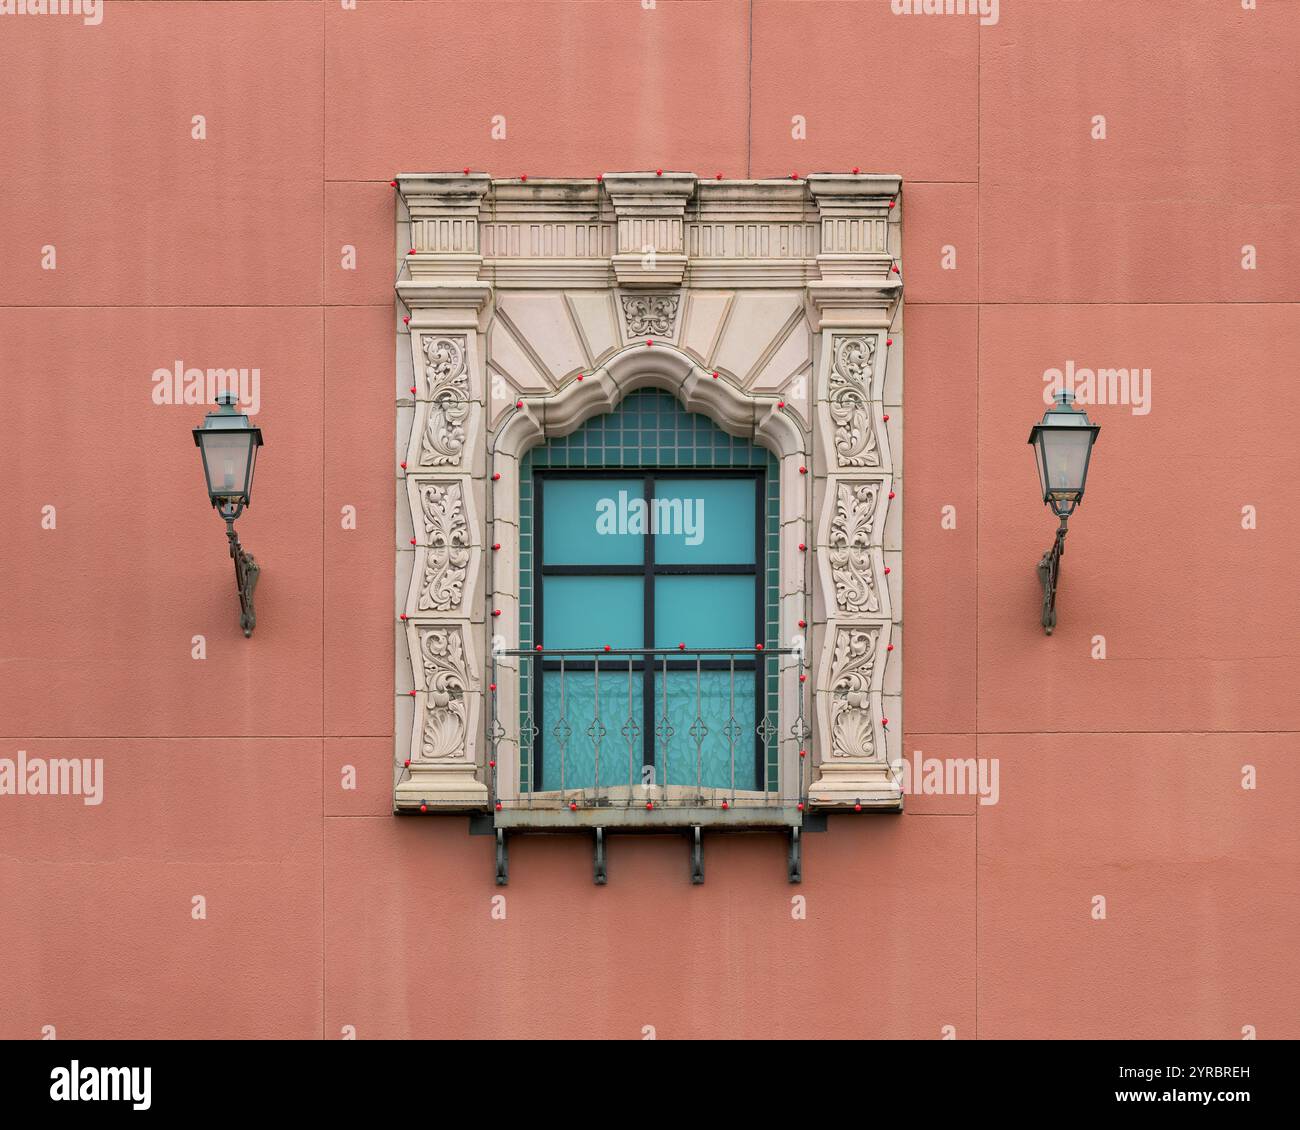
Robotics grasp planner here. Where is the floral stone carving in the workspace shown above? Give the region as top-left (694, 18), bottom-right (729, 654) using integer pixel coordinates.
top-left (621, 293), bottom-right (680, 338)
top-left (418, 627), bottom-right (470, 760)
top-left (417, 482), bottom-right (470, 613)
top-left (419, 336), bottom-right (471, 467)
top-left (829, 482), bottom-right (880, 614)
top-left (828, 336), bottom-right (879, 467)
top-left (828, 627), bottom-right (879, 759)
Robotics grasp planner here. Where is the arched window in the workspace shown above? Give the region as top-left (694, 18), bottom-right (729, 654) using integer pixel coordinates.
top-left (518, 389), bottom-right (780, 797)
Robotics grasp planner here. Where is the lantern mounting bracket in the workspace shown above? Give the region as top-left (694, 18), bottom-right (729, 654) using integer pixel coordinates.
top-left (1037, 515), bottom-right (1068, 635)
top-left (225, 518), bottom-right (260, 638)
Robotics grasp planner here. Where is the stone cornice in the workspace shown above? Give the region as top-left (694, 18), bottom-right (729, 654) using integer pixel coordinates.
top-left (393, 172), bottom-right (901, 295)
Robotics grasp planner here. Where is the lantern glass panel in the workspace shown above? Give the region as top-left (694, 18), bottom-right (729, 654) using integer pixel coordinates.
top-left (201, 430), bottom-right (254, 500)
top-left (1039, 428), bottom-right (1093, 501)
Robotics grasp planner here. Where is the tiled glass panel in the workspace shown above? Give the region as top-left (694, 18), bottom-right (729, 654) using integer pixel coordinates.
top-left (653, 576), bottom-right (755, 650)
top-left (653, 477), bottom-right (756, 565)
top-left (542, 477), bottom-right (643, 565)
top-left (542, 576), bottom-right (643, 649)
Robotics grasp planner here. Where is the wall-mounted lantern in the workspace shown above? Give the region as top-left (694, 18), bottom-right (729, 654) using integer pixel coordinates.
top-left (193, 391), bottom-right (263, 637)
top-left (1028, 389), bottom-right (1099, 635)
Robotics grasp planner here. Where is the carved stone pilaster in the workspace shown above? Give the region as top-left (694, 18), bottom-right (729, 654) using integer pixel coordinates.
top-left (808, 321), bottom-right (902, 809)
top-left (394, 218), bottom-right (491, 811)
top-left (395, 622), bottom-right (488, 809)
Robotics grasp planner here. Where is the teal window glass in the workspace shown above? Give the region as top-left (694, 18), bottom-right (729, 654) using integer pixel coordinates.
top-left (651, 670), bottom-right (757, 791)
top-left (653, 576), bottom-right (755, 650)
top-left (541, 666), bottom-right (644, 792)
top-left (653, 478), bottom-right (756, 565)
top-left (542, 477), bottom-right (643, 565)
top-left (542, 576), bottom-right (643, 649)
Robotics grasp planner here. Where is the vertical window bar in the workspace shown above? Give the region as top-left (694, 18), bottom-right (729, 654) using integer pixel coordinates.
top-left (592, 656), bottom-right (602, 796)
top-left (693, 655), bottom-right (704, 798)
top-left (624, 655), bottom-right (637, 805)
top-left (658, 653), bottom-right (671, 795)
top-left (728, 655), bottom-right (736, 799)
top-left (558, 654), bottom-right (568, 796)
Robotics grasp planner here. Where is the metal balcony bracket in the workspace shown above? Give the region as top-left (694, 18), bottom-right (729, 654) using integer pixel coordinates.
top-left (593, 827), bottom-right (607, 886)
top-left (689, 825), bottom-right (704, 885)
top-left (788, 827), bottom-right (802, 884)
top-left (495, 828), bottom-right (508, 886)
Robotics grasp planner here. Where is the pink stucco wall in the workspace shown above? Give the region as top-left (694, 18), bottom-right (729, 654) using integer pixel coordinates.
top-left (2, 0), bottom-right (1297, 1040)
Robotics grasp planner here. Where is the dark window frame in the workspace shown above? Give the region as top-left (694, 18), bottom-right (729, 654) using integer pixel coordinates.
top-left (533, 468), bottom-right (766, 791)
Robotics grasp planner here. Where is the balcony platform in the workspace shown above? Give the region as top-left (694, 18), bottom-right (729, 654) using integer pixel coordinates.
top-left (489, 803), bottom-right (807, 832)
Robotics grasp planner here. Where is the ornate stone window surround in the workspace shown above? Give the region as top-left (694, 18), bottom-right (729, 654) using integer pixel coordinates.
top-left (489, 344), bottom-right (806, 811)
top-left (393, 172), bottom-right (905, 818)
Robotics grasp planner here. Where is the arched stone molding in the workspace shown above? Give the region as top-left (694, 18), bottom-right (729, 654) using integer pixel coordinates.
top-left (485, 342), bottom-right (811, 808)
top-left (394, 172), bottom-right (904, 815)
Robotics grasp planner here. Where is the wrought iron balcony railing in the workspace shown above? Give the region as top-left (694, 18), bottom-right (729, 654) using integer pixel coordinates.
top-left (488, 646), bottom-right (809, 828)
